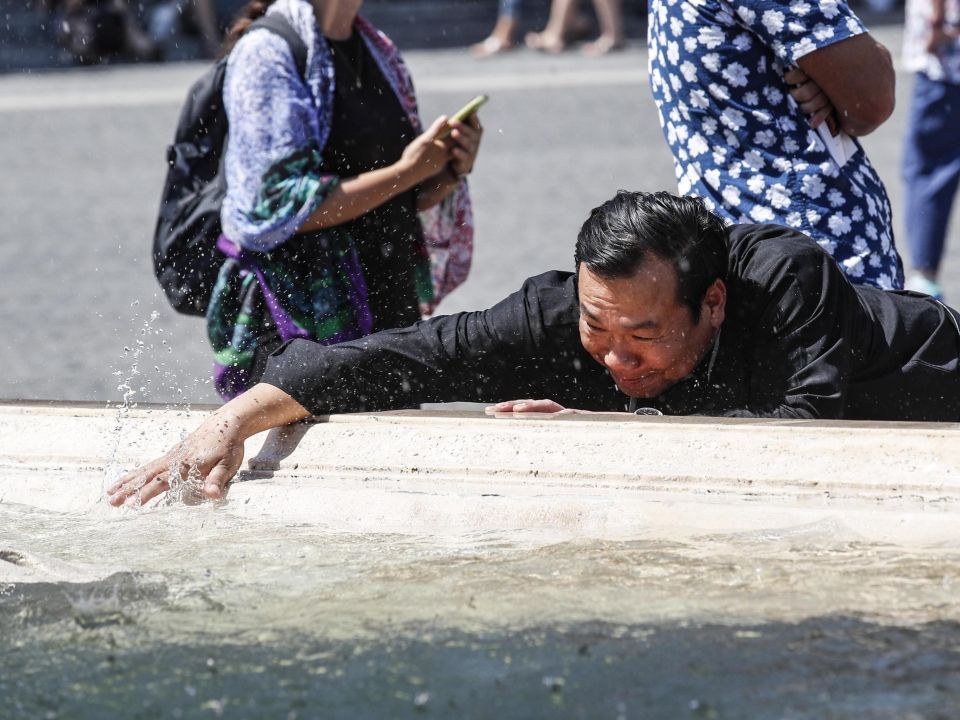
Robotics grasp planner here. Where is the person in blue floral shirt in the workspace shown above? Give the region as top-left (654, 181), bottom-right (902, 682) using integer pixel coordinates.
top-left (648, 0), bottom-right (903, 289)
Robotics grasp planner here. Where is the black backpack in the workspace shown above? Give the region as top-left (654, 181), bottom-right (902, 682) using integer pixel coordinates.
top-left (152, 14), bottom-right (308, 316)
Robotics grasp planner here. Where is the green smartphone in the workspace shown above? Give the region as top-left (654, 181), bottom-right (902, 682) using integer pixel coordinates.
top-left (439, 95), bottom-right (488, 138)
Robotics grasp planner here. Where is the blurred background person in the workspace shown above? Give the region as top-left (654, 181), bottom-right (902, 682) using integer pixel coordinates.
top-left (54, 0), bottom-right (159, 64)
top-left (148, 0), bottom-right (247, 57)
top-left (524, 0), bottom-right (624, 55)
top-left (471, 0), bottom-right (522, 57)
top-left (208, 0), bottom-right (480, 399)
top-left (861, 0), bottom-right (900, 14)
top-left (901, 0), bottom-right (960, 300)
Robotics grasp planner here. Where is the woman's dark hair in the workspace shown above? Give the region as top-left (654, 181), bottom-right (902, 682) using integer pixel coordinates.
top-left (574, 191), bottom-right (729, 321)
top-left (222, 0), bottom-right (278, 55)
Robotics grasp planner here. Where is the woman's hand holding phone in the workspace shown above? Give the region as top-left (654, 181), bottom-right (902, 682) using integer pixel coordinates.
top-left (399, 96), bottom-right (486, 185)
top-left (399, 115), bottom-right (456, 185)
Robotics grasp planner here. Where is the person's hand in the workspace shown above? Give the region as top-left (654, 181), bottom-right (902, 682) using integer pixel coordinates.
top-left (399, 115), bottom-right (454, 185)
top-left (106, 415), bottom-right (246, 507)
top-left (784, 66), bottom-right (839, 135)
top-left (485, 398), bottom-right (574, 415)
top-left (448, 113), bottom-right (483, 179)
top-left (107, 384), bottom-right (311, 509)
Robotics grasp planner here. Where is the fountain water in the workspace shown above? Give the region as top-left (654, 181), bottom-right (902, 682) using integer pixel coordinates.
top-left (2, 404), bottom-right (959, 717)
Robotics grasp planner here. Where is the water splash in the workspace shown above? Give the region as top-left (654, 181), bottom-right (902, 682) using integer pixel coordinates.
top-left (102, 308), bottom-right (162, 498)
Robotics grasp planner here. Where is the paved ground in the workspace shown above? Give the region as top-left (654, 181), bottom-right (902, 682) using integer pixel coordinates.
top-left (1, 24), bottom-right (957, 404)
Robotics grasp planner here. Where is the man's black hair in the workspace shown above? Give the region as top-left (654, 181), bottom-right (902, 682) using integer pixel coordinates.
top-left (574, 190), bottom-right (730, 321)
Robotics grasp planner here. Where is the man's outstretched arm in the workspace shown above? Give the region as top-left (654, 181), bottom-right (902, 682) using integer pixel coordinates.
top-left (108, 272), bottom-right (596, 507)
top-left (107, 311), bottom-right (514, 508)
top-left (107, 383), bottom-right (311, 507)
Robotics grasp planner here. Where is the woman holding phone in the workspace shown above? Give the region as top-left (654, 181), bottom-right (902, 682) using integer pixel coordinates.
top-left (209, 0), bottom-right (483, 399)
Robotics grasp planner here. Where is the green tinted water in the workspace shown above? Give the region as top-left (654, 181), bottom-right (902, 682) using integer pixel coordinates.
top-left (2, 501), bottom-right (959, 718)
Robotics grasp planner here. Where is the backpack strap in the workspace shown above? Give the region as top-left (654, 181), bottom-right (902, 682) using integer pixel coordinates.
top-left (247, 13), bottom-right (309, 79)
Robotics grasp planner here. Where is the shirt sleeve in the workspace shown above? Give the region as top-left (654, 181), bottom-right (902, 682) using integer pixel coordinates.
top-left (221, 29), bottom-right (339, 252)
top-left (723, 226), bottom-right (860, 419)
top-left (259, 272), bottom-right (618, 415)
top-left (733, 0), bottom-right (867, 64)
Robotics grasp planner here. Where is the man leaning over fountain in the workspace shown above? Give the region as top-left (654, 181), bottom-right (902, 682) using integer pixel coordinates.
top-left (109, 191), bottom-right (960, 507)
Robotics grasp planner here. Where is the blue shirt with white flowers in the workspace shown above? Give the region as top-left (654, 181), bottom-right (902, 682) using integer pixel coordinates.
top-left (648, 0), bottom-right (904, 289)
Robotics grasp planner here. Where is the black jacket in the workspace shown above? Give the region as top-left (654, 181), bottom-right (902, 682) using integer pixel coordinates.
top-left (262, 224), bottom-right (960, 421)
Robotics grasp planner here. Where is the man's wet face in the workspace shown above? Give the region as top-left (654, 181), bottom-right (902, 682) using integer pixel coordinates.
top-left (577, 260), bottom-right (725, 398)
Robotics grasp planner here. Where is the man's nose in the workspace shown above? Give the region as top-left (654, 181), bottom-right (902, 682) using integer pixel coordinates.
top-left (603, 345), bottom-right (640, 372)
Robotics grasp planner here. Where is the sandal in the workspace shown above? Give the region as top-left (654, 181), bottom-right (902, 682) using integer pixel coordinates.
top-left (524, 31), bottom-right (566, 53)
top-left (471, 35), bottom-right (515, 58)
top-left (581, 36), bottom-right (625, 57)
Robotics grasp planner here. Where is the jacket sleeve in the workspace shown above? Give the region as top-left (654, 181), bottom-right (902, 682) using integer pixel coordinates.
top-left (724, 229), bottom-right (861, 419)
top-left (259, 272), bottom-right (612, 414)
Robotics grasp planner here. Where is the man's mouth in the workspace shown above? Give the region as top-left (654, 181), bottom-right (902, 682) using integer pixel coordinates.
top-left (611, 372), bottom-right (662, 395)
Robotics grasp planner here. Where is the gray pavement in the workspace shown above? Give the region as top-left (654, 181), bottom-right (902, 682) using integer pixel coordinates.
top-left (1, 25), bottom-right (958, 404)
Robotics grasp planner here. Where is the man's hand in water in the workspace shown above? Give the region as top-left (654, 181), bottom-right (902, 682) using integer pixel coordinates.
top-left (107, 384), bottom-right (311, 507)
top-left (106, 414), bottom-right (247, 507)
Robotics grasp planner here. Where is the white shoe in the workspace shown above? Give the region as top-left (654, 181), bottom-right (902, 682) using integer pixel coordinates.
top-left (905, 273), bottom-right (945, 301)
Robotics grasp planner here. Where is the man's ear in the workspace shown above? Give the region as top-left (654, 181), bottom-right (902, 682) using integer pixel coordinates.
top-left (702, 279), bottom-right (726, 328)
